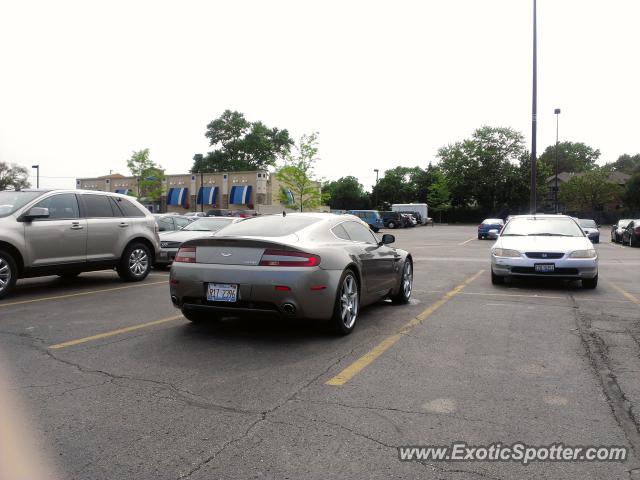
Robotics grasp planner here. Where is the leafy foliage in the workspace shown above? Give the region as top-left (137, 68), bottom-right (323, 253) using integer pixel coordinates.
top-left (437, 126), bottom-right (538, 214)
top-left (323, 176), bottom-right (370, 210)
top-left (538, 141), bottom-right (600, 174)
top-left (0, 162), bottom-right (30, 190)
top-left (371, 166), bottom-right (427, 207)
top-left (623, 173), bottom-right (640, 212)
top-left (275, 133), bottom-right (322, 212)
top-left (193, 110), bottom-right (293, 173)
top-left (608, 153), bottom-right (640, 174)
top-left (126, 149), bottom-right (165, 201)
top-left (426, 170), bottom-right (451, 221)
top-left (558, 169), bottom-right (623, 215)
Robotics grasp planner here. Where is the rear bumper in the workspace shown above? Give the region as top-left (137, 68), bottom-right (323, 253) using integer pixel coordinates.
top-left (169, 263), bottom-right (341, 320)
top-left (156, 248), bottom-right (178, 265)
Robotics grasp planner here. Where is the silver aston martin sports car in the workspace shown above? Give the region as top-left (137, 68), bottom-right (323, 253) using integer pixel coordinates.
top-left (169, 213), bottom-right (413, 334)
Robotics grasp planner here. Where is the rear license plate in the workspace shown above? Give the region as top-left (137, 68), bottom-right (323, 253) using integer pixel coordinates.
top-left (206, 283), bottom-right (238, 302)
top-left (535, 263), bottom-right (555, 273)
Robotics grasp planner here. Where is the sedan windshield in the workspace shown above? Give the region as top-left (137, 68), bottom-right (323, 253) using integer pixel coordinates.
top-left (0, 191), bottom-right (44, 218)
top-left (579, 219), bottom-right (597, 228)
top-left (619, 219), bottom-right (632, 228)
top-left (502, 217), bottom-right (585, 237)
top-left (183, 218), bottom-right (234, 231)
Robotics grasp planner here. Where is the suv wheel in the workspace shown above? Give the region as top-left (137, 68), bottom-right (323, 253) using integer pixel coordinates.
top-left (117, 242), bottom-right (151, 281)
top-left (0, 250), bottom-right (17, 300)
top-left (387, 221), bottom-right (395, 229)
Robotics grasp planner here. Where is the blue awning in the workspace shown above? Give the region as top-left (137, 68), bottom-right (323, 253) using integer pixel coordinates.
top-left (115, 188), bottom-right (129, 195)
top-left (196, 186), bottom-right (218, 205)
top-left (167, 187), bottom-right (189, 206)
top-left (229, 185), bottom-right (252, 205)
top-left (282, 188), bottom-right (294, 205)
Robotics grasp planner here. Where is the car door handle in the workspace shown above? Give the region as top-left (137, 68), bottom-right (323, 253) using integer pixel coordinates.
top-left (118, 222), bottom-right (129, 227)
top-left (70, 223), bottom-right (84, 230)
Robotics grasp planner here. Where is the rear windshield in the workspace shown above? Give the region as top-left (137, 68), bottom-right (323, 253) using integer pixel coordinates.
top-left (0, 191), bottom-right (45, 218)
top-left (578, 219), bottom-right (597, 228)
top-left (183, 218), bottom-right (235, 231)
top-left (216, 215), bottom-right (321, 237)
top-left (502, 217), bottom-right (584, 237)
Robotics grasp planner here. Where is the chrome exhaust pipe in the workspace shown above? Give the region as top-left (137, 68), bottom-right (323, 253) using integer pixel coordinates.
top-left (282, 303), bottom-right (296, 315)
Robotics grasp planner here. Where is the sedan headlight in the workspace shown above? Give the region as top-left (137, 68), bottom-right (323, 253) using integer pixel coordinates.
top-left (492, 248), bottom-right (521, 258)
top-left (569, 249), bottom-right (597, 259)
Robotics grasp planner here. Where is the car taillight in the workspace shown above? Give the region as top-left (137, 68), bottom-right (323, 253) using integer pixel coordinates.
top-left (174, 246), bottom-right (196, 263)
top-left (259, 249), bottom-right (320, 267)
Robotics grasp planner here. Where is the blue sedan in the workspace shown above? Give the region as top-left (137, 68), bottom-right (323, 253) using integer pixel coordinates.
top-left (478, 218), bottom-right (505, 239)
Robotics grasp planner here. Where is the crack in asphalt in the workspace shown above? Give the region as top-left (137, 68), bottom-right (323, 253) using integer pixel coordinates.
top-left (176, 340), bottom-right (373, 479)
top-left (568, 292), bottom-right (640, 464)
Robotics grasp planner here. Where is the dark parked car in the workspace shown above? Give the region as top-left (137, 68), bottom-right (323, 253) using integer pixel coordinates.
top-left (578, 219), bottom-right (600, 243)
top-left (478, 218), bottom-right (504, 239)
top-left (397, 210), bottom-right (423, 224)
top-left (622, 219), bottom-right (640, 247)
top-left (206, 209), bottom-right (233, 217)
top-left (381, 211), bottom-right (404, 229)
top-left (153, 214), bottom-right (194, 232)
top-left (611, 219), bottom-right (632, 243)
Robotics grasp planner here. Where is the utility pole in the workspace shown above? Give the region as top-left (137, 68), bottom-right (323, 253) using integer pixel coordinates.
top-left (530, 0), bottom-right (538, 214)
top-left (554, 108), bottom-right (561, 213)
top-left (32, 165), bottom-right (40, 188)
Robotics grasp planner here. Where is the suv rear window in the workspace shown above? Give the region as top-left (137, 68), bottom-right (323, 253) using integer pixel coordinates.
top-left (216, 215), bottom-right (321, 237)
top-left (113, 197), bottom-right (145, 217)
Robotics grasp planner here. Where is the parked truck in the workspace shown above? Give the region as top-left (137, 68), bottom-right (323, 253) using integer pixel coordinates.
top-left (391, 203), bottom-right (429, 225)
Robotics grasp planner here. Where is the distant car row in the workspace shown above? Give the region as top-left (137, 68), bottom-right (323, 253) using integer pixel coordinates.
top-left (611, 219), bottom-right (640, 247)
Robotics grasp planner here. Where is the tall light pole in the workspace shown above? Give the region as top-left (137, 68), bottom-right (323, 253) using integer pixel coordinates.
top-left (530, 0), bottom-right (538, 214)
top-left (373, 169), bottom-right (379, 209)
top-left (374, 169), bottom-right (379, 184)
top-left (554, 108), bottom-right (561, 214)
top-left (31, 165), bottom-right (40, 188)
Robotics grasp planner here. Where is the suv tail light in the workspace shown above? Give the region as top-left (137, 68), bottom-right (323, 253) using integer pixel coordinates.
top-left (175, 247), bottom-right (196, 263)
top-left (259, 249), bottom-right (320, 267)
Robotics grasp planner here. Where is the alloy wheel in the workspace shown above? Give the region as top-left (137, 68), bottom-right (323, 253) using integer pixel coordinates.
top-left (0, 258), bottom-right (10, 293)
top-left (129, 248), bottom-right (149, 276)
top-left (339, 274), bottom-right (359, 329)
top-left (402, 261), bottom-right (413, 298)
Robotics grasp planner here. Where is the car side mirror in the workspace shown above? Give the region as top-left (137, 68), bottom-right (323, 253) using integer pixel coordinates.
top-left (379, 234), bottom-right (395, 245)
top-left (22, 207), bottom-right (49, 221)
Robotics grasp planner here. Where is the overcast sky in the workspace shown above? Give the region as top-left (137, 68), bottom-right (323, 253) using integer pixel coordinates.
top-left (1, 0), bottom-right (638, 191)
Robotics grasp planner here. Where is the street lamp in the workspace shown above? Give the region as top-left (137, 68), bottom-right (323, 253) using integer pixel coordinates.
top-left (374, 169), bottom-right (379, 183)
top-left (554, 108), bottom-right (561, 214)
top-left (530, 0), bottom-right (538, 214)
top-left (31, 165), bottom-right (40, 188)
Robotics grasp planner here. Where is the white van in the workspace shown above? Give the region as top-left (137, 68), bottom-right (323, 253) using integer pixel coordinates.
top-left (391, 203), bottom-right (429, 225)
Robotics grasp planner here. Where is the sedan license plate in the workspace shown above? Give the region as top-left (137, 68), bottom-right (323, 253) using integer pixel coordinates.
top-left (206, 283), bottom-right (238, 302)
top-left (535, 263), bottom-right (555, 273)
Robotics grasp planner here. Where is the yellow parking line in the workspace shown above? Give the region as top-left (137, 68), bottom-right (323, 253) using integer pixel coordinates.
top-left (606, 280), bottom-right (640, 305)
top-left (458, 237), bottom-right (475, 246)
top-left (326, 270), bottom-right (484, 386)
top-left (0, 281), bottom-right (167, 309)
top-left (49, 314), bottom-right (183, 349)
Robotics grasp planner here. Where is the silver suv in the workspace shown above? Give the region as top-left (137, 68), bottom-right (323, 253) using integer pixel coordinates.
top-left (0, 189), bottom-right (160, 299)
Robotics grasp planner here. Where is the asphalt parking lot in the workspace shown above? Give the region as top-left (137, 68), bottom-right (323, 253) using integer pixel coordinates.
top-left (1, 225), bottom-right (640, 480)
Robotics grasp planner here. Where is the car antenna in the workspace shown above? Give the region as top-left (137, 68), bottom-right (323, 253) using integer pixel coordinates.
top-left (283, 210), bottom-right (286, 217)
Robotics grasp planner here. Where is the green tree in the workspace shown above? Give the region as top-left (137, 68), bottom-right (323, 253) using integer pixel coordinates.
top-left (0, 162), bottom-right (30, 190)
top-left (538, 141), bottom-right (600, 174)
top-left (609, 153), bottom-right (640, 174)
top-left (371, 166), bottom-right (425, 207)
top-left (323, 176), bottom-right (370, 210)
top-left (126, 149), bottom-right (165, 201)
top-left (426, 170), bottom-right (450, 222)
top-left (558, 169), bottom-right (622, 216)
top-left (193, 110), bottom-right (293, 172)
top-left (623, 173), bottom-right (640, 212)
top-left (275, 133), bottom-right (322, 212)
top-left (438, 126), bottom-right (529, 214)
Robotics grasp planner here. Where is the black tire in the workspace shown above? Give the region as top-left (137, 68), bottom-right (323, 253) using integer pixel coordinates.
top-left (491, 269), bottom-right (504, 285)
top-left (582, 275), bottom-right (598, 289)
top-left (330, 269), bottom-right (360, 335)
top-left (478, 235), bottom-right (483, 240)
top-left (117, 242), bottom-right (152, 282)
top-left (391, 259), bottom-right (413, 304)
top-left (181, 308), bottom-right (221, 323)
top-left (0, 250), bottom-right (17, 300)
top-left (387, 221), bottom-right (396, 229)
